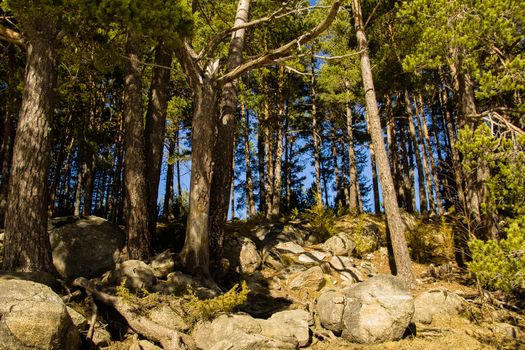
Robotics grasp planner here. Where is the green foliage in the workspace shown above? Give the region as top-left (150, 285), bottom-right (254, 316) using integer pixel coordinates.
top-left (406, 219), bottom-right (455, 263)
top-left (305, 199), bottom-right (337, 241)
top-left (351, 214), bottom-right (380, 256)
top-left (115, 278), bottom-right (162, 310)
top-left (468, 217), bottom-right (525, 293)
top-left (183, 281), bottom-right (250, 323)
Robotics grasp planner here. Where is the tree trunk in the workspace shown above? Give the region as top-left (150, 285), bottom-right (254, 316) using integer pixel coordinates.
top-left (208, 0), bottom-right (251, 261)
top-left (164, 134), bottom-right (175, 221)
top-left (311, 59), bottom-right (323, 206)
top-left (145, 40), bottom-right (172, 241)
top-left (404, 90), bottom-right (428, 214)
top-left (3, 26), bottom-right (57, 273)
top-left (257, 110), bottom-right (266, 213)
top-left (331, 126), bottom-right (341, 207)
top-left (345, 98), bottom-right (359, 213)
top-left (242, 99), bottom-right (256, 218)
top-left (263, 99), bottom-right (274, 218)
top-left (271, 94), bottom-right (284, 218)
top-left (123, 33), bottom-right (151, 260)
top-left (370, 146), bottom-right (381, 214)
top-left (352, 0), bottom-right (415, 287)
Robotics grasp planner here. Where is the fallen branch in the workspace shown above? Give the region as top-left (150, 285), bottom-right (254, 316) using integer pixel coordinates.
top-left (73, 277), bottom-right (196, 350)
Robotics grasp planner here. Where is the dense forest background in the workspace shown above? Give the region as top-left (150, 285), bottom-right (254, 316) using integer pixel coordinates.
top-left (0, 0), bottom-right (524, 290)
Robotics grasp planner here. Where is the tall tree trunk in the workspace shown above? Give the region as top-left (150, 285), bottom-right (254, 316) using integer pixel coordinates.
top-left (352, 0), bottom-right (415, 287)
top-left (271, 94), bottom-right (284, 218)
top-left (123, 33), bottom-right (151, 260)
top-left (164, 134), bottom-right (176, 221)
top-left (242, 99), bottom-right (256, 218)
top-left (311, 58), bottom-right (323, 206)
top-left (145, 40), bottom-right (172, 241)
top-left (331, 126), bottom-right (341, 207)
top-left (398, 118), bottom-right (415, 212)
top-left (345, 96), bottom-right (359, 213)
top-left (208, 0), bottom-right (251, 261)
top-left (179, 80), bottom-right (218, 276)
top-left (370, 146), bottom-right (381, 214)
top-left (3, 25), bottom-right (57, 273)
top-left (257, 110), bottom-right (266, 213)
top-left (404, 91), bottom-right (428, 214)
top-left (263, 99), bottom-right (274, 218)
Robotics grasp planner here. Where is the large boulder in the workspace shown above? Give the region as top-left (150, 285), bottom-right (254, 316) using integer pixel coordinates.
top-left (223, 235), bottom-right (262, 275)
top-left (149, 250), bottom-right (175, 278)
top-left (49, 216), bottom-right (125, 279)
top-left (0, 279), bottom-right (80, 350)
top-left (316, 275), bottom-right (414, 344)
top-left (194, 309), bottom-right (311, 350)
top-left (194, 314), bottom-right (296, 350)
top-left (341, 275), bottom-right (414, 344)
top-left (412, 289), bottom-right (465, 324)
top-left (288, 266), bottom-right (326, 291)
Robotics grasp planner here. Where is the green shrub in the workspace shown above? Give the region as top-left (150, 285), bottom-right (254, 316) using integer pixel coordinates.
top-left (406, 218), bottom-right (455, 263)
top-left (351, 214), bottom-right (378, 256)
top-left (468, 217), bottom-right (525, 293)
top-left (183, 281), bottom-right (250, 323)
top-left (304, 200), bottom-right (337, 241)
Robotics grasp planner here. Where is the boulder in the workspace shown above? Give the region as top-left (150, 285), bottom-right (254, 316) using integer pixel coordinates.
top-left (148, 304), bottom-right (189, 332)
top-left (49, 216), bottom-right (125, 279)
top-left (289, 266), bottom-right (326, 291)
top-left (149, 250), bottom-right (175, 278)
top-left (322, 234), bottom-right (355, 256)
top-left (261, 309), bottom-right (311, 347)
top-left (66, 306), bottom-right (88, 330)
top-left (412, 289), bottom-right (465, 324)
top-left (0, 271), bottom-right (60, 291)
top-left (194, 314), bottom-right (295, 350)
top-left (223, 235), bottom-right (261, 275)
top-left (316, 289), bottom-right (347, 333)
top-left (108, 260), bottom-right (157, 291)
top-left (0, 279), bottom-right (80, 350)
top-left (194, 310), bottom-right (311, 350)
top-left (341, 275), bottom-right (414, 344)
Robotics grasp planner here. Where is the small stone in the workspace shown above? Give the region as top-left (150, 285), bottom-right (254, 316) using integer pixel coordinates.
top-left (274, 241), bottom-right (305, 254)
top-left (289, 266), bottom-right (325, 291)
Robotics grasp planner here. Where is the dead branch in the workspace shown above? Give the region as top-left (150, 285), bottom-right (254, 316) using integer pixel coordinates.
top-left (73, 277), bottom-right (196, 350)
top-left (0, 24), bottom-right (25, 47)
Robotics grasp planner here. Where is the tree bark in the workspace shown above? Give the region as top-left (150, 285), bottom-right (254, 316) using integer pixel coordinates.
top-left (208, 0), bottom-right (251, 261)
top-left (145, 40), bottom-right (173, 240)
top-left (345, 97), bottom-right (359, 213)
top-left (270, 87), bottom-right (284, 218)
top-left (311, 57), bottom-right (323, 206)
top-left (241, 99), bottom-right (256, 218)
top-left (370, 146), bottom-right (381, 214)
top-left (123, 33), bottom-right (151, 260)
top-left (164, 133), bottom-right (176, 221)
top-left (257, 110), bottom-right (266, 213)
top-left (3, 24), bottom-right (57, 273)
top-left (352, 0), bottom-right (415, 287)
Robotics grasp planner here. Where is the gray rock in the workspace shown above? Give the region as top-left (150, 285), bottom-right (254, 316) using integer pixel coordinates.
top-left (262, 309), bottom-right (311, 347)
top-left (492, 322), bottom-right (519, 340)
top-left (328, 256), bottom-right (363, 282)
top-left (0, 271), bottom-right (60, 291)
top-left (108, 260), bottom-right (157, 291)
top-left (323, 234), bottom-right (356, 256)
top-left (341, 275), bottom-right (414, 344)
top-left (66, 306), bottom-right (88, 330)
top-left (194, 310), bottom-right (311, 350)
top-left (92, 326), bottom-right (112, 347)
top-left (223, 235), bottom-right (262, 275)
top-left (194, 314), bottom-right (295, 350)
top-left (49, 216), bottom-right (125, 279)
top-left (412, 289), bottom-right (465, 324)
top-left (298, 250), bottom-right (327, 264)
top-left (148, 304), bottom-right (189, 332)
top-left (316, 289), bottom-right (347, 333)
top-left (0, 279), bottom-right (80, 350)
top-left (149, 250), bottom-right (175, 278)
top-left (274, 241), bottom-right (305, 254)
top-left (289, 266), bottom-right (325, 291)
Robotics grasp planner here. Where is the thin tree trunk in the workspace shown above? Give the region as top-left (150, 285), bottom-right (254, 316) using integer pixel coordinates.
top-left (242, 99), bottom-right (256, 218)
top-left (404, 90), bottom-right (428, 214)
top-left (352, 0), bottom-right (415, 287)
top-left (271, 92), bottom-right (284, 218)
top-left (257, 110), bottom-right (266, 213)
top-left (263, 99), bottom-right (274, 218)
top-left (345, 96), bottom-right (359, 213)
top-left (331, 126), bottom-right (341, 207)
top-left (311, 58), bottom-right (323, 206)
top-left (3, 26), bottom-right (57, 273)
top-left (164, 135), bottom-right (175, 221)
top-left (145, 40), bottom-right (173, 241)
top-left (123, 33), bottom-right (151, 260)
top-left (370, 146), bottom-right (381, 214)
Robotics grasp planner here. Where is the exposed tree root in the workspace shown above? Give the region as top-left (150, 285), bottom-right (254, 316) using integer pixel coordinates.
top-left (73, 277), bottom-right (196, 350)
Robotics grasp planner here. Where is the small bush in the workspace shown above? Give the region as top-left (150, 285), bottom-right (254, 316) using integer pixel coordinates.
top-left (183, 281), bottom-right (250, 323)
top-left (351, 214), bottom-right (381, 256)
top-left (304, 201), bottom-right (337, 241)
top-left (406, 218), bottom-right (455, 263)
top-left (468, 217), bottom-right (525, 293)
